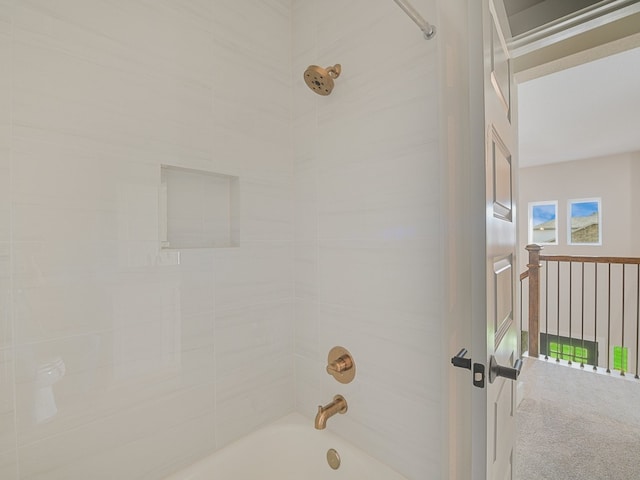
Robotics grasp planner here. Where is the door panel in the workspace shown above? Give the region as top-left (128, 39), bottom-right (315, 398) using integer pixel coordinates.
top-left (492, 377), bottom-right (515, 477)
top-left (490, 17), bottom-right (511, 120)
top-left (491, 129), bottom-right (513, 222)
top-left (493, 255), bottom-right (514, 347)
top-left (483, 1), bottom-right (519, 480)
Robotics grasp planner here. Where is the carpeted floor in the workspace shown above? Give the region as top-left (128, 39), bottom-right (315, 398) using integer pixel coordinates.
top-left (515, 358), bottom-right (640, 480)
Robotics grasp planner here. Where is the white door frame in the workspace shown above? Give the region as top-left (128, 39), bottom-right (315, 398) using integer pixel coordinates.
top-left (447, 1), bottom-right (520, 479)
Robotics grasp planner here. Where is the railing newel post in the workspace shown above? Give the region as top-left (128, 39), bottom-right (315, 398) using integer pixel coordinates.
top-left (525, 244), bottom-right (542, 358)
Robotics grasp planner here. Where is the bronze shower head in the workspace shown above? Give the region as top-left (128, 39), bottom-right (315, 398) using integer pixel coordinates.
top-left (303, 64), bottom-right (341, 96)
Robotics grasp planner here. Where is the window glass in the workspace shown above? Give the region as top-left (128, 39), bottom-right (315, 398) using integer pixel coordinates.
top-left (569, 199), bottom-right (601, 245)
top-left (529, 201), bottom-right (557, 245)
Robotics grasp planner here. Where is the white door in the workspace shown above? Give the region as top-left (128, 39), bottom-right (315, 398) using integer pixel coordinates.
top-left (472, 1), bottom-right (520, 479)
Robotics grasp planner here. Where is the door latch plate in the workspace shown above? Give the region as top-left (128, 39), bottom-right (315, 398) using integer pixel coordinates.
top-left (473, 363), bottom-right (485, 388)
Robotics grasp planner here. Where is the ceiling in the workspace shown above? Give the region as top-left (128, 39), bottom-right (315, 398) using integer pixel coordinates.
top-left (517, 45), bottom-right (640, 168)
top-left (504, 0), bottom-right (603, 37)
top-left (504, 0), bottom-right (546, 17)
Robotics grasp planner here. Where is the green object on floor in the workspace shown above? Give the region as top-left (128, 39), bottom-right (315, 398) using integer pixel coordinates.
top-left (613, 346), bottom-right (628, 371)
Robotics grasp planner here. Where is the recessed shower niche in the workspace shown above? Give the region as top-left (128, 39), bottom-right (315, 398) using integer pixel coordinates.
top-left (160, 165), bottom-right (239, 249)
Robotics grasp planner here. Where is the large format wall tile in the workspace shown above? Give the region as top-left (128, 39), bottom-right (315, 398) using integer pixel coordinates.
top-left (17, 385), bottom-right (216, 480)
top-left (0, 449), bottom-right (18, 480)
top-left (292, 0), bottom-right (443, 478)
top-left (0, 4), bottom-right (15, 477)
top-left (7, 1), bottom-right (294, 478)
top-left (5, 0), bottom-right (449, 478)
top-left (0, 349), bottom-right (15, 454)
top-left (0, 0), bottom-right (11, 354)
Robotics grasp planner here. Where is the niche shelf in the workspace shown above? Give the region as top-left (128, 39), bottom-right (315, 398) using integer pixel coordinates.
top-left (160, 165), bottom-right (239, 249)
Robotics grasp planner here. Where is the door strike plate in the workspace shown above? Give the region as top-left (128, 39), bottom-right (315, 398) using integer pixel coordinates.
top-left (473, 363), bottom-right (485, 388)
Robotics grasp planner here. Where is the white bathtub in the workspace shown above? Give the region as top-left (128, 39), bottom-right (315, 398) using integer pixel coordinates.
top-left (163, 413), bottom-right (408, 480)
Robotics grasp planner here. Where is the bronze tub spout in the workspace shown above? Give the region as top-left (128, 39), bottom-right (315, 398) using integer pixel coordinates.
top-left (315, 395), bottom-right (348, 430)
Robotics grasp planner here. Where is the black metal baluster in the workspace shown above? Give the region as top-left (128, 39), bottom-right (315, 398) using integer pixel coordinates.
top-left (557, 261), bottom-right (561, 363)
top-left (607, 263), bottom-right (611, 374)
top-left (568, 261), bottom-right (573, 365)
top-left (544, 261), bottom-right (549, 360)
top-left (594, 264), bottom-right (598, 371)
top-left (636, 264), bottom-right (639, 380)
top-left (621, 264), bottom-right (626, 376)
top-left (581, 262), bottom-right (585, 368)
top-left (520, 276), bottom-right (523, 334)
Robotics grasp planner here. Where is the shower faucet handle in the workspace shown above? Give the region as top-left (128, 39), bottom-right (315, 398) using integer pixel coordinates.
top-left (326, 346), bottom-right (355, 384)
top-left (327, 355), bottom-right (352, 374)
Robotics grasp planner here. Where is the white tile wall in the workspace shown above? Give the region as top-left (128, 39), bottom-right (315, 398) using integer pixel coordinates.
top-left (0, 350), bottom-right (15, 452)
top-left (2, 0), bottom-right (457, 478)
top-left (293, 1), bottom-right (444, 479)
top-left (0, 0), bottom-right (11, 251)
top-left (3, 1), bottom-right (295, 479)
top-left (0, 3), bottom-right (16, 479)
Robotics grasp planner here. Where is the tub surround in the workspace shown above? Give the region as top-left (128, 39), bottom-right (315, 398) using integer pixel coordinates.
top-left (292, 0), bottom-right (449, 478)
top-left (0, 0), bottom-right (469, 479)
top-left (1, 1), bottom-right (293, 479)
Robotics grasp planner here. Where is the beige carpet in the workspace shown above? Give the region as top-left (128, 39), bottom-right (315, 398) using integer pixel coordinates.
top-left (515, 358), bottom-right (640, 480)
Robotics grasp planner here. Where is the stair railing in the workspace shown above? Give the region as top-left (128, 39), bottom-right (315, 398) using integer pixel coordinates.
top-left (522, 244), bottom-right (640, 377)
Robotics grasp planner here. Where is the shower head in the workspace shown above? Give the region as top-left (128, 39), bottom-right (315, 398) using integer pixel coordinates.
top-left (303, 64), bottom-right (341, 96)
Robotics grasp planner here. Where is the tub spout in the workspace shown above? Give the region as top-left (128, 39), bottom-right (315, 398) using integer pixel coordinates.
top-left (315, 395), bottom-right (348, 430)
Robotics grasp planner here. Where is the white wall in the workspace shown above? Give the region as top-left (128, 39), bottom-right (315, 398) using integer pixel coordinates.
top-left (519, 152), bottom-right (637, 259)
top-left (0, 1), bottom-right (294, 479)
top-left (0, 1), bottom-right (471, 479)
top-left (507, 0), bottom-right (601, 37)
top-left (438, 1), bottom-right (474, 478)
top-left (632, 153), bottom-right (640, 249)
top-left (0, 2), bottom-right (13, 478)
top-left (291, 1), bottom-right (458, 479)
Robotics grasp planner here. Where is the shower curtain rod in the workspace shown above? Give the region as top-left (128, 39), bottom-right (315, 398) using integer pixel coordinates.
top-left (392, 0), bottom-right (436, 39)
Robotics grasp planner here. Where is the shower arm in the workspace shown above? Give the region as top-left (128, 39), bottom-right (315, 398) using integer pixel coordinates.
top-left (392, 0), bottom-right (436, 40)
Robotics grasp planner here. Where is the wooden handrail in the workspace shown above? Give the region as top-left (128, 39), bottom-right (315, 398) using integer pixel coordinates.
top-left (539, 255), bottom-right (640, 265)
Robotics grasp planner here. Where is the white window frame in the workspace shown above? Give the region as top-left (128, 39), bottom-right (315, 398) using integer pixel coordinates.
top-left (528, 200), bottom-right (558, 245)
top-left (567, 197), bottom-right (602, 246)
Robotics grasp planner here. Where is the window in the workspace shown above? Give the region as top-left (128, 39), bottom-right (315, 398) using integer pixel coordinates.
top-left (568, 198), bottom-right (601, 245)
top-left (528, 201), bottom-right (557, 245)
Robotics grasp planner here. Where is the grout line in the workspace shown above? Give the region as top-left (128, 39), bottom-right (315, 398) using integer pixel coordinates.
top-left (8, 7), bottom-right (20, 477)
